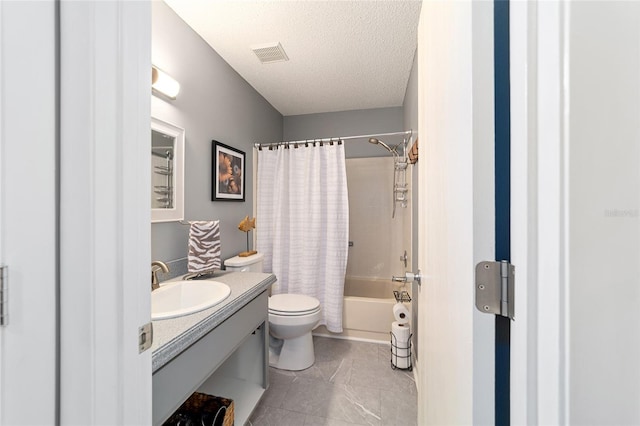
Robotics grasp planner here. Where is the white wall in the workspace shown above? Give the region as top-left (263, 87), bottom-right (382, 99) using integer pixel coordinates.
top-left (511, 2), bottom-right (640, 424)
top-left (345, 157), bottom-right (407, 281)
top-left (567, 2), bottom-right (640, 423)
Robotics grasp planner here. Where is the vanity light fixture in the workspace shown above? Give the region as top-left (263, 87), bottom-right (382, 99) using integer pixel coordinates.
top-left (151, 66), bottom-right (180, 99)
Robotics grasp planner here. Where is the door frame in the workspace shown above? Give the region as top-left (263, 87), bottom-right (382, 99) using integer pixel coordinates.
top-left (58, 1), bottom-right (152, 423)
top-left (493, 1), bottom-right (512, 423)
top-left (510, 0), bottom-right (569, 424)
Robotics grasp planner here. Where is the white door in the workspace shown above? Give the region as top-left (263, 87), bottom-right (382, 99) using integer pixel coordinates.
top-left (0, 2), bottom-right (58, 423)
top-left (511, 1), bottom-right (640, 424)
top-left (415, 1), bottom-right (496, 424)
top-left (0, 1), bottom-right (152, 424)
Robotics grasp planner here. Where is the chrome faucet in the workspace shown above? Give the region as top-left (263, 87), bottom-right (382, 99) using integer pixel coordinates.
top-left (151, 260), bottom-right (170, 291)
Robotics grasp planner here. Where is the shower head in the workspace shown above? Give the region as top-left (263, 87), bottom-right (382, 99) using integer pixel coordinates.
top-left (368, 137), bottom-right (395, 154)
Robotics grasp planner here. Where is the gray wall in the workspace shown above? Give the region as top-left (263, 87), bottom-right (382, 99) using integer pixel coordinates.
top-left (403, 51), bottom-right (419, 138)
top-left (283, 107), bottom-right (404, 158)
top-left (151, 2), bottom-right (282, 266)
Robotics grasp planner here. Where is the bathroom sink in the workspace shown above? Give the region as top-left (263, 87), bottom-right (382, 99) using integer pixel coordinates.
top-left (151, 280), bottom-right (231, 320)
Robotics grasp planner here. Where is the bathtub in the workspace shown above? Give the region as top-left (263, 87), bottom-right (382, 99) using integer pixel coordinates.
top-left (314, 276), bottom-right (406, 343)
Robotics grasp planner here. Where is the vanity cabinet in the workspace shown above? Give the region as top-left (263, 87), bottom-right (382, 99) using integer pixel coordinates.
top-left (152, 290), bottom-right (269, 425)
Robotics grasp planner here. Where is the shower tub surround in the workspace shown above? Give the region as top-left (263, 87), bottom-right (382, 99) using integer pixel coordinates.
top-left (152, 271), bottom-right (276, 425)
top-left (315, 156), bottom-right (413, 342)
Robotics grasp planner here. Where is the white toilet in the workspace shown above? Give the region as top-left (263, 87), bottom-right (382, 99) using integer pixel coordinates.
top-left (268, 293), bottom-right (321, 371)
top-left (224, 253), bottom-right (322, 371)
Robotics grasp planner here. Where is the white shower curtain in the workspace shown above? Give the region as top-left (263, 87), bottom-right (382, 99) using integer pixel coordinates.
top-left (256, 142), bottom-right (349, 332)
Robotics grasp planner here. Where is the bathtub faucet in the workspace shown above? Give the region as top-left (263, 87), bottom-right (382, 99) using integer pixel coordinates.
top-left (392, 270), bottom-right (422, 285)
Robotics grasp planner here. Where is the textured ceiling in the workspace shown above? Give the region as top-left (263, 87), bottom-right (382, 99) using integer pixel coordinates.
top-left (163, 0), bottom-right (422, 116)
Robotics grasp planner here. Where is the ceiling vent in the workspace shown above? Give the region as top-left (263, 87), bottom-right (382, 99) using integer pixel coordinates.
top-left (251, 42), bottom-right (289, 64)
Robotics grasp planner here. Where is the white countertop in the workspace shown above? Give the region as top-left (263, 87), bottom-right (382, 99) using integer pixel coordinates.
top-left (151, 271), bottom-right (275, 373)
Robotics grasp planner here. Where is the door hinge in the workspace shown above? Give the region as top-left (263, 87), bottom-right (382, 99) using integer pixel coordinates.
top-left (475, 260), bottom-right (515, 320)
top-left (0, 266), bottom-right (7, 326)
top-left (138, 322), bottom-right (153, 353)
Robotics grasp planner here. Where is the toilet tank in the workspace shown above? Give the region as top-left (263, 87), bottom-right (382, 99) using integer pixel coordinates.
top-left (224, 252), bottom-right (264, 272)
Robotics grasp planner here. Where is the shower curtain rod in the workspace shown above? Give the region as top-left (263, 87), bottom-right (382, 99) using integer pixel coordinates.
top-left (253, 130), bottom-right (412, 149)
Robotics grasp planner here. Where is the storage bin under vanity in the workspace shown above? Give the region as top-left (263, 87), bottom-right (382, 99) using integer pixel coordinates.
top-left (162, 392), bottom-right (233, 426)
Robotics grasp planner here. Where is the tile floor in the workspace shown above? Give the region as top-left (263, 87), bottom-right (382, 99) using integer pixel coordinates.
top-left (247, 336), bottom-right (417, 426)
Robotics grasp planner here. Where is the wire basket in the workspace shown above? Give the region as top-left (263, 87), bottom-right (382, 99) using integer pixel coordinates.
top-left (393, 290), bottom-right (411, 303)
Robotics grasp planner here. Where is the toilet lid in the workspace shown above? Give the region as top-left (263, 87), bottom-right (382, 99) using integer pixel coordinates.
top-left (269, 294), bottom-right (321, 315)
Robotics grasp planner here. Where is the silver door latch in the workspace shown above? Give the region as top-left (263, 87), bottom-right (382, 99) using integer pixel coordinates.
top-left (475, 261), bottom-right (515, 320)
top-left (138, 322), bottom-right (153, 353)
top-left (0, 266), bottom-right (7, 326)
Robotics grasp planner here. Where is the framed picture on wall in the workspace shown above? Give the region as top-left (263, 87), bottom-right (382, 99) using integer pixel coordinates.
top-left (212, 140), bottom-right (245, 201)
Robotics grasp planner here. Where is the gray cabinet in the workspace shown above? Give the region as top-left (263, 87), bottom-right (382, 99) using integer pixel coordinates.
top-left (152, 290), bottom-right (269, 425)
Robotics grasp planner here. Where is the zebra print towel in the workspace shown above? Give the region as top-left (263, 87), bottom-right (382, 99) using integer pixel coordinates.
top-left (187, 221), bottom-right (221, 273)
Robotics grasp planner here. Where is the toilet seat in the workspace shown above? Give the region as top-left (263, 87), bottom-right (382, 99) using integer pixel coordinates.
top-left (269, 294), bottom-right (320, 316)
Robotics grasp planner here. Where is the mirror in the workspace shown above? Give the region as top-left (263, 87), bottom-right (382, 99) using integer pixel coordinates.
top-left (151, 117), bottom-right (184, 223)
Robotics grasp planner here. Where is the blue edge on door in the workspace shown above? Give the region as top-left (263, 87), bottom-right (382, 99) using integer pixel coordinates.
top-left (494, 0), bottom-right (510, 425)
